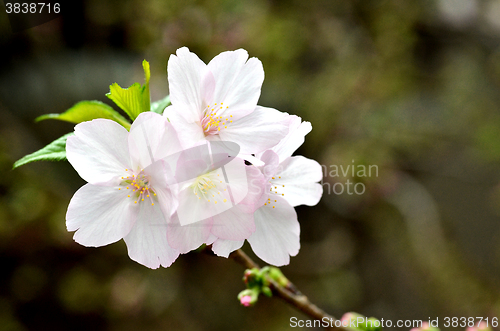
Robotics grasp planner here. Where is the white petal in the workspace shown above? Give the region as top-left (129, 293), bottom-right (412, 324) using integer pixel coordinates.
top-left (238, 164), bottom-right (267, 213)
top-left (258, 150), bottom-right (280, 181)
top-left (279, 182), bottom-right (322, 207)
top-left (167, 47), bottom-right (206, 122)
top-left (128, 112), bottom-right (183, 169)
top-left (176, 178), bottom-right (232, 226)
top-left (205, 233), bottom-right (217, 245)
top-left (239, 154), bottom-right (265, 167)
top-left (66, 119), bottom-right (130, 185)
top-left (123, 203), bottom-right (179, 269)
top-left (207, 49), bottom-right (264, 119)
top-left (218, 106), bottom-right (289, 154)
top-left (220, 157), bottom-right (250, 206)
top-left (66, 183), bottom-right (138, 247)
top-left (269, 115), bottom-right (312, 162)
top-left (273, 156), bottom-right (323, 207)
top-left (163, 105), bottom-right (206, 149)
top-left (211, 239), bottom-right (244, 258)
top-left (144, 160), bottom-right (178, 217)
top-left (210, 204), bottom-right (255, 241)
top-left (167, 213), bottom-right (213, 254)
top-left (248, 197), bottom-right (299, 266)
top-left (176, 158), bottom-right (248, 226)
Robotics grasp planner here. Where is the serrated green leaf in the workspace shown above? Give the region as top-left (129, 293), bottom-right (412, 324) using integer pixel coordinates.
top-left (35, 101), bottom-right (131, 130)
top-left (13, 133), bottom-right (73, 169)
top-left (106, 60), bottom-right (151, 121)
top-left (151, 95), bottom-right (171, 114)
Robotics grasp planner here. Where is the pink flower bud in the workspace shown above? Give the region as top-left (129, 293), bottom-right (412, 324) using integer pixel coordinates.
top-left (240, 295), bottom-right (253, 307)
top-left (410, 322), bottom-right (430, 331)
top-left (466, 321), bottom-right (490, 331)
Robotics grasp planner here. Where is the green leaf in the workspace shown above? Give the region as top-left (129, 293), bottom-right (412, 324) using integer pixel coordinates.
top-left (106, 59), bottom-right (151, 121)
top-left (35, 101), bottom-right (131, 130)
top-left (142, 60), bottom-right (151, 114)
top-left (151, 95), bottom-right (171, 114)
top-left (13, 133), bottom-right (73, 169)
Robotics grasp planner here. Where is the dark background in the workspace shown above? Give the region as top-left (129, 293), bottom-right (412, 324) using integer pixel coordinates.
top-left (1, 0), bottom-right (500, 330)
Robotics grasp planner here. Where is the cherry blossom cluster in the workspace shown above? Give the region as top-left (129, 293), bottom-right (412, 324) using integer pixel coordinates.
top-left (65, 47), bottom-right (323, 269)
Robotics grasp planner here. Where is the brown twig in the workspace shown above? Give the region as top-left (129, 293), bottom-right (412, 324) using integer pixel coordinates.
top-left (229, 249), bottom-right (344, 331)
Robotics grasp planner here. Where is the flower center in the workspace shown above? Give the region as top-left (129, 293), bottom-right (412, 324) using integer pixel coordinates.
top-left (192, 172), bottom-right (228, 205)
top-left (118, 169), bottom-right (157, 206)
top-left (264, 176), bottom-right (285, 209)
top-left (200, 102), bottom-right (232, 135)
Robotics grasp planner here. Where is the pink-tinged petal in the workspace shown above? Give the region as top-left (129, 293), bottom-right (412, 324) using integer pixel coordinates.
top-left (66, 183), bottom-right (138, 247)
top-left (267, 115), bottom-right (312, 162)
top-left (206, 49), bottom-right (264, 119)
top-left (173, 146), bottom-right (212, 184)
top-left (176, 157), bottom-right (248, 226)
top-left (144, 160), bottom-right (178, 217)
top-left (128, 112), bottom-right (183, 169)
top-left (239, 165), bottom-right (267, 213)
top-left (176, 177), bottom-right (232, 226)
top-left (248, 197), bottom-right (299, 266)
top-left (258, 150), bottom-right (280, 181)
top-left (66, 119), bottom-right (130, 185)
top-left (201, 70), bottom-right (215, 106)
top-left (217, 106), bottom-right (289, 154)
top-left (167, 213), bottom-right (213, 254)
top-left (221, 157), bottom-right (250, 205)
top-left (123, 203), bottom-right (179, 269)
top-left (163, 105), bottom-right (206, 149)
top-left (239, 154), bottom-right (265, 167)
top-left (211, 238), bottom-right (244, 257)
top-left (210, 204), bottom-right (255, 241)
top-left (205, 233), bottom-right (217, 245)
top-left (272, 156), bottom-right (323, 207)
top-left (167, 47), bottom-right (206, 122)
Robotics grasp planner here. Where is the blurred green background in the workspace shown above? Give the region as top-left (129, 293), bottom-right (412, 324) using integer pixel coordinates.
top-left (2, 0), bottom-right (500, 330)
